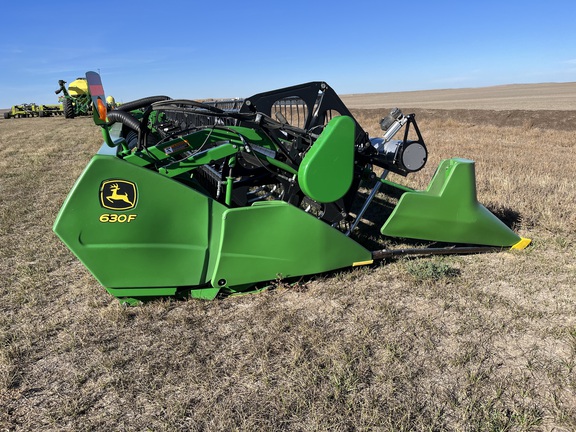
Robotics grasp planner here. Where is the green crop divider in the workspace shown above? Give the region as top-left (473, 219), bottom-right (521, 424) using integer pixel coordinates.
top-left (381, 158), bottom-right (523, 247)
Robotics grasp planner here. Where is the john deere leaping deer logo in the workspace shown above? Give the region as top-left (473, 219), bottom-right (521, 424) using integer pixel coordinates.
top-left (100, 180), bottom-right (137, 210)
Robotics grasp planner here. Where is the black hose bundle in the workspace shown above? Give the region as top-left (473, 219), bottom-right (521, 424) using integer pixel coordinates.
top-left (107, 110), bottom-right (143, 133)
top-left (115, 95), bottom-right (171, 112)
top-left (106, 95), bottom-right (172, 133)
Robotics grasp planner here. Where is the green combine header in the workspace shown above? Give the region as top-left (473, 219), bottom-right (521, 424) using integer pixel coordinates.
top-left (53, 71), bottom-right (530, 304)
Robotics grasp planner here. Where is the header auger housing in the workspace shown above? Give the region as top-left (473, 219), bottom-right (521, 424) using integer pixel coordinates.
top-left (53, 72), bottom-right (530, 304)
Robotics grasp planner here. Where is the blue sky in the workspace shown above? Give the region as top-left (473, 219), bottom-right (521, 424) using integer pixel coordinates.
top-left (1, 0), bottom-right (575, 107)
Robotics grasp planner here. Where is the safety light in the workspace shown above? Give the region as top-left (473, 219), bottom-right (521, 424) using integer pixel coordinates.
top-left (97, 97), bottom-right (107, 121)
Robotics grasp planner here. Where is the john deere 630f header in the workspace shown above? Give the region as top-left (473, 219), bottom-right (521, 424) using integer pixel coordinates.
top-left (53, 72), bottom-right (530, 304)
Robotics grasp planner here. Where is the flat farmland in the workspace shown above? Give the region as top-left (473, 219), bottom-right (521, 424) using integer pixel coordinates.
top-left (1, 83), bottom-right (575, 431)
top-left (342, 82), bottom-right (576, 110)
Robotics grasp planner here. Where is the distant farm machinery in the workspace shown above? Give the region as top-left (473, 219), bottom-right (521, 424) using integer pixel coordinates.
top-left (3, 76), bottom-right (116, 120)
top-left (3, 102), bottom-right (63, 119)
top-left (53, 71), bottom-right (530, 305)
top-left (54, 77), bottom-right (116, 118)
top-left (55, 77), bottom-right (93, 118)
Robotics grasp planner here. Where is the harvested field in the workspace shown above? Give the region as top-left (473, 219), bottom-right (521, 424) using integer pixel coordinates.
top-left (342, 82), bottom-right (576, 111)
top-left (1, 83), bottom-right (575, 431)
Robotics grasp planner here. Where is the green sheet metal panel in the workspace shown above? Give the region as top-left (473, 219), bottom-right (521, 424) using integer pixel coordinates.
top-left (53, 155), bottom-right (226, 291)
top-left (212, 201), bottom-right (372, 288)
top-left (297, 115), bottom-right (355, 203)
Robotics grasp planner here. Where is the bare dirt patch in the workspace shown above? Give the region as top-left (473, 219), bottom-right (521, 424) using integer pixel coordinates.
top-left (352, 107), bottom-right (576, 132)
top-left (344, 82), bottom-right (576, 131)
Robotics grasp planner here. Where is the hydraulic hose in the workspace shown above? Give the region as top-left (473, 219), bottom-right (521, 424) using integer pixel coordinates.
top-left (107, 110), bottom-right (142, 133)
top-left (115, 95), bottom-right (171, 112)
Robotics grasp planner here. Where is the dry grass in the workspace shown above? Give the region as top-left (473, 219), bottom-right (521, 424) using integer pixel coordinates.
top-left (1, 102), bottom-right (575, 431)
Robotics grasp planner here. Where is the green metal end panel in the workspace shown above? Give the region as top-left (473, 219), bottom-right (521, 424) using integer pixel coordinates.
top-left (53, 155), bottom-right (226, 292)
top-left (381, 158), bottom-right (522, 247)
top-left (297, 115), bottom-right (355, 203)
top-left (211, 201), bottom-right (372, 288)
